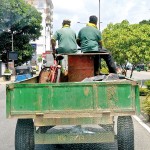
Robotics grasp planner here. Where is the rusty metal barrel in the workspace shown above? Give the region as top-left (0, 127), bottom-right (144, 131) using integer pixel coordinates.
top-left (68, 54), bottom-right (94, 82)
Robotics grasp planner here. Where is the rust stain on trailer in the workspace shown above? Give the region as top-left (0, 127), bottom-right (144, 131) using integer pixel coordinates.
top-left (84, 87), bottom-right (90, 96)
top-left (106, 85), bottom-right (118, 109)
top-left (7, 84), bottom-right (14, 90)
top-left (92, 84), bottom-right (99, 109)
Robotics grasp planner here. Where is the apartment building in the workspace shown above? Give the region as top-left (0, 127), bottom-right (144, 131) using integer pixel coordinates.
top-left (25, 0), bottom-right (54, 59)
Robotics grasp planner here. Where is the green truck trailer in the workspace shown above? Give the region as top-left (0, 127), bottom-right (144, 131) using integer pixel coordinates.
top-left (6, 54), bottom-right (140, 150)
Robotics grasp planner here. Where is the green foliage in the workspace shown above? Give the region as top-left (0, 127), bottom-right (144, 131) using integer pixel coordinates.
top-left (139, 88), bottom-right (149, 96)
top-left (100, 60), bottom-right (109, 74)
top-left (141, 79), bottom-right (150, 115)
top-left (142, 91), bottom-right (150, 115)
top-left (139, 20), bottom-right (150, 25)
top-left (101, 67), bottom-right (109, 74)
top-left (102, 20), bottom-right (150, 67)
top-left (4, 69), bottom-right (11, 73)
top-left (0, 0), bottom-right (42, 65)
top-left (145, 80), bottom-right (150, 90)
top-left (38, 55), bottom-right (42, 62)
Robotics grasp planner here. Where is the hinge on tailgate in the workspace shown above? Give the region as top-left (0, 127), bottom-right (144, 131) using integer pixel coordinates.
top-left (7, 84), bottom-right (14, 90)
top-left (36, 113), bottom-right (44, 116)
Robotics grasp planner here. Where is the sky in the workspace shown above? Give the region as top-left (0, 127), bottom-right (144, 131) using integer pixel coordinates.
top-left (52, 0), bottom-right (150, 33)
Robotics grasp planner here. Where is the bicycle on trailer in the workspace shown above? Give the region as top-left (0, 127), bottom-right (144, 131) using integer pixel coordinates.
top-left (39, 53), bottom-right (64, 83)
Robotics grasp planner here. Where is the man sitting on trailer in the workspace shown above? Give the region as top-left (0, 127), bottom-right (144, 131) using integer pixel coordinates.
top-left (51, 19), bottom-right (77, 54)
top-left (77, 15), bottom-right (117, 75)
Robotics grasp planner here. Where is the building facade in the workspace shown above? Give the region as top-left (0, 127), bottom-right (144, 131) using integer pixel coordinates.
top-left (25, 0), bottom-right (53, 59)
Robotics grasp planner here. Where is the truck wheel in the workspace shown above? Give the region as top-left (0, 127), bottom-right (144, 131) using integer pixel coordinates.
top-left (117, 116), bottom-right (134, 150)
top-left (15, 119), bottom-right (34, 150)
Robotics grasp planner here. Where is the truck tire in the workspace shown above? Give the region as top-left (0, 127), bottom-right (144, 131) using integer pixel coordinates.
top-left (15, 119), bottom-right (34, 150)
top-left (117, 116), bottom-right (134, 150)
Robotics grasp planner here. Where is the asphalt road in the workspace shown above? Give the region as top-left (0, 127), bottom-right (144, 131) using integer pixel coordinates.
top-left (126, 70), bottom-right (150, 87)
top-left (1, 83), bottom-right (150, 150)
top-left (126, 70), bottom-right (150, 80)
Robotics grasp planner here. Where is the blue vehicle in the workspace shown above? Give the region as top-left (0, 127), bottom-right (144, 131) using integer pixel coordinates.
top-left (15, 66), bottom-right (33, 82)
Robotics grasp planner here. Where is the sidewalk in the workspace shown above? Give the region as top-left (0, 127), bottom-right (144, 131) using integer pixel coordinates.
top-left (0, 75), bottom-right (15, 84)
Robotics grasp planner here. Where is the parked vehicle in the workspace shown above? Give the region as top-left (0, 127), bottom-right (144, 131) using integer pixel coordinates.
top-left (6, 53), bottom-right (140, 150)
top-left (15, 66), bottom-right (33, 82)
top-left (136, 64), bottom-right (148, 72)
top-left (31, 65), bottom-right (37, 74)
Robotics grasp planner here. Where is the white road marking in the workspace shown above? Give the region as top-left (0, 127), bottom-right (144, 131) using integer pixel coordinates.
top-left (133, 115), bottom-right (150, 134)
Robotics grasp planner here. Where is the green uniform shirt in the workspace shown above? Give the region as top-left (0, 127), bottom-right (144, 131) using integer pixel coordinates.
top-left (52, 25), bottom-right (77, 54)
top-left (78, 23), bottom-right (102, 53)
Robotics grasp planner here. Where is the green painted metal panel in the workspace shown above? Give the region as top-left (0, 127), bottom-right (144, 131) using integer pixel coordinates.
top-left (11, 85), bottom-right (51, 112)
top-left (135, 85), bottom-right (140, 114)
top-left (97, 84), bottom-right (137, 110)
top-left (6, 88), bottom-right (11, 118)
top-left (50, 85), bottom-right (94, 110)
top-left (6, 81), bottom-right (140, 117)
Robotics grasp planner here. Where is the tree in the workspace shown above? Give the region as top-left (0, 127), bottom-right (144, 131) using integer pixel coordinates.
top-left (102, 20), bottom-right (150, 77)
top-left (139, 19), bottom-right (150, 25)
top-left (0, 0), bottom-right (42, 66)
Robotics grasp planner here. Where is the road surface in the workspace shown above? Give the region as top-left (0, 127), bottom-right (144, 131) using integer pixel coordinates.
top-left (127, 70), bottom-right (150, 80)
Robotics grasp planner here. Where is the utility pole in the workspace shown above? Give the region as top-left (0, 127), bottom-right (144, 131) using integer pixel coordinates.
top-left (99, 0), bottom-right (101, 30)
top-left (12, 31), bottom-right (14, 69)
top-left (11, 31), bottom-right (15, 74)
top-left (12, 32), bottom-right (14, 52)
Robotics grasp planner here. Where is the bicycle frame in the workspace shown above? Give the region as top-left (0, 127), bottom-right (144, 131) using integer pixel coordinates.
top-left (39, 54), bottom-right (62, 83)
